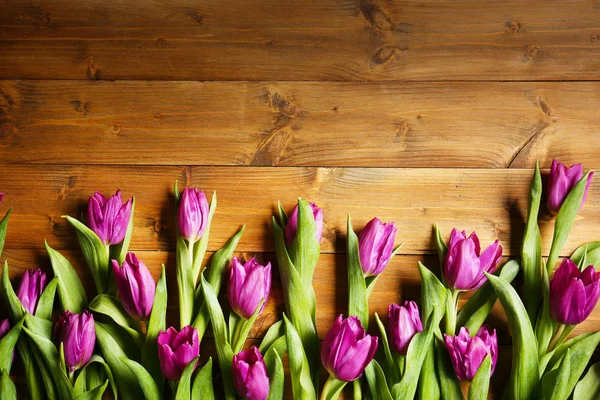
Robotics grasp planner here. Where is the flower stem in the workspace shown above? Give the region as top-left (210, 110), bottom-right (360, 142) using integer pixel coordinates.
top-left (547, 324), bottom-right (565, 352)
top-left (353, 380), bottom-right (362, 400)
top-left (231, 316), bottom-right (245, 350)
top-left (320, 375), bottom-right (347, 400)
top-left (445, 289), bottom-right (460, 335)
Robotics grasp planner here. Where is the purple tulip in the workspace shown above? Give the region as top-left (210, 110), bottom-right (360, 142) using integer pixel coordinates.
top-left (0, 319), bottom-right (13, 362)
top-left (111, 252), bottom-right (156, 320)
top-left (547, 160), bottom-right (594, 214)
top-left (444, 325), bottom-right (498, 381)
top-left (550, 258), bottom-right (600, 325)
top-left (228, 257), bottom-right (271, 319)
top-left (54, 310), bottom-right (96, 373)
top-left (16, 268), bottom-right (48, 315)
top-left (443, 229), bottom-right (502, 291)
top-left (358, 218), bottom-right (397, 276)
top-left (0, 193), bottom-right (3, 203)
top-left (157, 326), bottom-right (200, 381)
top-left (178, 187), bottom-right (210, 243)
top-left (87, 190), bottom-right (133, 245)
top-left (232, 347), bottom-right (270, 400)
top-left (387, 301), bottom-right (423, 355)
top-left (284, 201), bottom-right (324, 246)
top-left (321, 315), bottom-right (379, 382)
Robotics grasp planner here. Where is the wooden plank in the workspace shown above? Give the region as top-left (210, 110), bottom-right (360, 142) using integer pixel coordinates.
top-left (2, 165), bottom-right (600, 256)
top-left (2, 80), bottom-right (600, 168)
top-left (1, 0), bottom-right (600, 81)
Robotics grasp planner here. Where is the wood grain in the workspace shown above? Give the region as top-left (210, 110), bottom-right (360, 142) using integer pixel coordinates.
top-left (1, 80), bottom-right (599, 168)
top-left (1, 0), bottom-right (600, 81)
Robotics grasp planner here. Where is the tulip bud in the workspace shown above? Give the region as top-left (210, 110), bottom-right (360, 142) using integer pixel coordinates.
top-left (111, 252), bottom-right (156, 320)
top-left (157, 326), bottom-right (200, 381)
top-left (178, 188), bottom-right (210, 243)
top-left (232, 346), bottom-right (270, 400)
top-left (547, 160), bottom-right (594, 214)
top-left (54, 311), bottom-right (96, 373)
top-left (444, 325), bottom-right (498, 381)
top-left (16, 268), bottom-right (48, 315)
top-left (358, 218), bottom-right (397, 276)
top-left (228, 257), bottom-right (271, 319)
top-left (87, 190), bottom-right (133, 245)
top-left (321, 315), bottom-right (378, 382)
top-left (387, 301), bottom-right (423, 355)
top-left (550, 258), bottom-right (600, 325)
top-left (284, 201), bottom-right (324, 246)
top-left (443, 228), bottom-right (502, 291)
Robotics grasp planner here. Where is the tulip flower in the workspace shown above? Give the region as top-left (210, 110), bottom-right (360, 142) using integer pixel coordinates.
top-left (444, 228), bottom-right (502, 291)
top-left (321, 315), bottom-right (379, 382)
top-left (0, 192), bottom-right (3, 203)
top-left (178, 187), bottom-right (209, 243)
top-left (284, 201), bottom-right (324, 246)
top-left (358, 217), bottom-right (397, 276)
top-left (157, 326), bottom-right (200, 381)
top-left (387, 301), bottom-right (423, 355)
top-left (547, 160), bottom-right (594, 214)
top-left (550, 258), bottom-right (600, 325)
top-left (444, 325), bottom-right (498, 381)
top-left (232, 347), bottom-right (270, 400)
top-left (111, 252), bottom-right (156, 320)
top-left (16, 268), bottom-right (48, 315)
top-left (87, 190), bottom-right (133, 245)
top-left (228, 257), bottom-right (271, 319)
top-left (54, 311), bottom-right (96, 373)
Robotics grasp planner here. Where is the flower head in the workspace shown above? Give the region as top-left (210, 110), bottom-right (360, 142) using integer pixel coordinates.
top-left (232, 347), bottom-right (270, 400)
top-left (112, 252), bottom-right (156, 320)
top-left (444, 325), bottom-right (498, 381)
top-left (178, 188), bottom-right (210, 242)
top-left (157, 326), bottom-right (200, 381)
top-left (358, 218), bottom-right (397, 276)
top-left (228, 257), bottom-right (271, 319)
top-left (16, 268), bottom-right (48, 315)
top-left (547, 160), bottom-right (594, 214)
top-left (87, 190), bottom-right (133, 245)
top-left (54, 311), bottom-right (96, 373)
top-left (387, 301), bottom-right (423, 355)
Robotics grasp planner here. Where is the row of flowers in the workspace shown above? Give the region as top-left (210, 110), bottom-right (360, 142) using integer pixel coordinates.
top-left (0, 159), bottom-right (598, 400)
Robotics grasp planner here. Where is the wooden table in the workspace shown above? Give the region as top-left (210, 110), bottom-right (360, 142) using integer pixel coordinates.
top-left (2, 0), bottom-right (600, 397)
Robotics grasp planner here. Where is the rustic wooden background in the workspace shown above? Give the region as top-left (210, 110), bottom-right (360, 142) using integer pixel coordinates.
top-left (2, 0), bottom-right (600, 397)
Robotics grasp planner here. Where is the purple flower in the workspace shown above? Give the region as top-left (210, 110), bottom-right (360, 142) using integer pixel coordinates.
top-left (443, 229), bottom-right (502, 291)
top-left (321, 315), bottom-right (379, 382)
top-left (444, 325), bottom-right (498, 381)
top-left (228, 257), bottom-right (271, 319)
top-left (284, 201), bottom-right (324, 246)
top-left (232, 347), bottom-right (270, 400)
top-left (178, 187), bottom-right (210, 243)
top-left (547, 160), bottom-right (594, 214)
top-left (0, 193), bottom-right (4, 203)
top-left (387, 301), bottom-right (423, 355)
top-left (0, 319), bottom-right (13, 362)
top-left (157, 326), bottom-right (200, 381)
top-left (54, 311), bottom-right (96, 373)
top-left (358, 218), bottom-right (397, 276)
top-left (550, 258), bottom-right (600, 325)
top-left (111, 252), bottom-right (156, 320)
top-left (87, 190), bottom-right (133, 245)
top-left (16, 268), bottom-right (48, 315)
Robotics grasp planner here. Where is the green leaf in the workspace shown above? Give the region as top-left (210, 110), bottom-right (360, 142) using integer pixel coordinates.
top-left (259, 320), bottom-right (285, 354)
top-left (110, 197), bottom-right (136, 265)
top-left (347, 215), bottom-right (369, 328)
top-left (283, 314), bottom-right (317, 400)
top-left (277, 201), bottom-right (288, 227)
top-left (45, 241), bottom-right (88, 313)
top-left (266, 349), bottom-right (284, 400)
top-left (24, 313), bottom-right (53, 339)
top-left (419, 346), bottom-right (440, 400)
top-left (95, 322), bottom-right (144, 399)
top-left (321, 375), bottom-right (347, 400)
top-left (547, 348), bottom-right (571, 400)
top-left (1, 262), bottom-right (26, 321)
top-left (192, 358), bottom-right (215, 400)
top-left (192, 191), bottom-right (217, 283)
top-left (175, 356), bottom-right (200, 400)
top-left (418, 262), bottom-right (447, 328)
top-left (176, 236), bottom-right (195, 327)
top-left (121, 359), bottom-right (161, 400)
top-left (468, 355), bottom-right (491, 400)
top-left (0, 372), bottom-right (16, 400)
top-left (73, 380), bottom-right (109, 400)
top-left (16, 341), bottom-right (45, 400)
top-left (485, 272), bottom-right (539, 400)
top-left (434, 223), bottom-right (448, 269)
top-left (571, 242), bottom-right (600, 268)
top-left (89, 294), bottom-right (143, 346)
top-left (75, 355), bottom-right (118, 400)
top-left (546, 171), bottom-right (592, 274)
top-left (35, 277), bottom-right (58, 320)
top-left (0, 209), bottom-right (11, 259)
top-left (141, 265), bottom-right (167, 394)
top-left (535, 266), bottom-right (556, 358)
top-left (97, 322), bottom-right (140, 360)
top-left (233, 299), bottom-right (265, 353)
top-left (573, 360), bottom-right (600, 400)
top-left (193, 225), bottom-right (245, 338)
top-left (201, 275), bottom-right (236, 400)
top-left (435, 339), bottom-right (463, 400)
top-left (364, 360), bottom-right (393, 400)
top-left (289, 198), bottom-right (321, 289)
top-left (373, 313), bottom-right (399, 384)
top-left (63, 215), bottom-right (110, 294)
top-left (521, 161), bottom-right (543, 323)
top-left (0, 318), bottom-right (23, 373)
top-left (263, 335), bottom-right (287, 368)
top-left (456, 260), bottom-right (520, 333)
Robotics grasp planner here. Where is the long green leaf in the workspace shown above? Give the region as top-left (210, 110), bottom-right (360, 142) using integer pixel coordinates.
top-left (485, 272), bottom-right (539, 400)
top-left (0, 372), bottom-right (16, 400)
top-left (289, 198), bottom-right (320, 288)
top-left (73, 380), bottom-right (109, 400)
top-left (17, 341), bottom-right (45, 400)
top-left (535, 266), bottom-right (556, 358)
top-left (468, 355), bottom-right (491, 400)
top-left (45, 241), bottom-right (88, 312)
top-left (418, 262), bottom-right (447, 328)
top-left (259, 320), bottom-right (285, 354)
top-left (419, 346), bottom-right (440, 400)
top-left (35, 277), bottom-right (58, 320)
top-left (192, 191), bottom-right (217, 283)
top-left (192, 358), bottom-right (215, 400)
top-left (233, 299), bottom-right (265, 353)
top-left (347, 215), bottom-right (369, 328)
top-left (373, 313), bottom-right (399, 384)
top-left (89, 294), bottom-right (143, 344)
top-left (75, 355), bottom-right (118, 400)
top-left (121, 359), bottom-right (161, 400)
top-left (110, 197), bottom-right (136, 265)
top-left (266, 349), bottom-right (284, 400)
top-left (435, 340), bottom-right (463, 400)
top-left (573, 360), bottom-right (600, 400)
top-left (434, 223), bottom-right (448, 269)
top-left (571, 242), bottom-right (600, 268)
top-left (548, 348), bottom-right (571, 400)
top-left (1, 262), bottom-right (26, 321)
top-left (0, 318), bottom-right (23, 373)
top-left (175, 356), bottom-right (200, 400)
top-left (283, 314), bottom-right (316, 400)
top-left (364, 360), bottom-right (393, 400)
top-left (0, 209), bottom-right (11, 259)
top-left (24, 313), bottom-right (52, 338)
